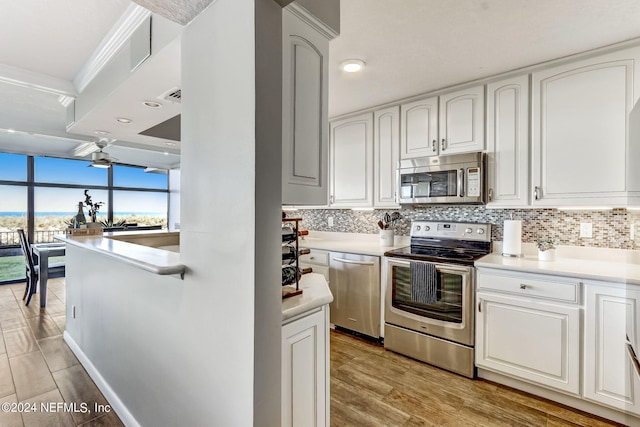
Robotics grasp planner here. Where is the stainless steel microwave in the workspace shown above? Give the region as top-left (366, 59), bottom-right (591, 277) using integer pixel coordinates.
top-left (397, 152), bottom-right (486, 205)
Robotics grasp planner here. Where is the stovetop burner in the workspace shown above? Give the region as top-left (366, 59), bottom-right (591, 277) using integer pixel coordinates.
top-left (384, 220), bottom-right (492, 266)
top-left (384, 245), bottom-right (488, 265)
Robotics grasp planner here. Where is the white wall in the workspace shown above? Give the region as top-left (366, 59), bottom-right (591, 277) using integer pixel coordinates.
top-left (253, 0), bottom-right (283, 424)
top-left (181, 0), bottom-right (257, 424)
top-left (65, 0), bottom-right (283, 425)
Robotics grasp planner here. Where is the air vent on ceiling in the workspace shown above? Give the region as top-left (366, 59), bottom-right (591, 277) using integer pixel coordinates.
top-left (160, 87), bottom-right (181, 104)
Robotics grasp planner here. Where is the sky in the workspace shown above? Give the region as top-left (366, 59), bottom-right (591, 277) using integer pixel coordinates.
top-left (0, 152), bottom-right (168, 213)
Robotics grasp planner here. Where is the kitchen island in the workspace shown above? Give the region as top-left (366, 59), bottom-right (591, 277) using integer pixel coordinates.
top-left (55, 230), bottom-right (186, 425)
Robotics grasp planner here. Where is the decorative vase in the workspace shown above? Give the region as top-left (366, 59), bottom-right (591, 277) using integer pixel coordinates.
top-left (74, 202), bottom-right (86, 227)
top-left (538, 248), bottom-right (556, 261)
top-left (380, 229), bottom-right (395, 247)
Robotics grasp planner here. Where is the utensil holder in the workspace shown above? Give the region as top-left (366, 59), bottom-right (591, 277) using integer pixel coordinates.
top-left (380, 229), bottom-right (395, 246)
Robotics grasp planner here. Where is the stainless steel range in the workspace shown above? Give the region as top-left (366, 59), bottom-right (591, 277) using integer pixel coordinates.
top-left (383, 220), bottom-right (491, 378)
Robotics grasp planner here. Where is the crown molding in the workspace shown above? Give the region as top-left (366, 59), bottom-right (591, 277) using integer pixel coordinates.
top-left (286, 3), bottom-right (339, 40)
top-left (0, 64), bottom-right (76, 96)
top-left (73, 4), bottom-right (152, 93)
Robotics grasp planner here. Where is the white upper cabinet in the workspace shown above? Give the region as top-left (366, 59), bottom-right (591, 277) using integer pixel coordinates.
top-left (329, 113), bottom-right (374, 207)
top-left (400, 86), bottom-right (484, 159)
top-left (374, 106), bottom-right (400, 207)
top-left (531, 46), bottom-right (640, 206)
top-left (486, 75), bottom-right (529, 207)
top-left (282, 7), bottom-right (333, 206)
top-left (400, 96), bottom-right (439, 158)
top-left (439, 86), bottom-right (485, 155)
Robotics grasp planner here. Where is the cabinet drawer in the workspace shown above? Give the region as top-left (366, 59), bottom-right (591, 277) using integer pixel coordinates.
top-left (477, 269), bottom-right (579, 304)
top-left (299, 250), bottom-right (329, 266)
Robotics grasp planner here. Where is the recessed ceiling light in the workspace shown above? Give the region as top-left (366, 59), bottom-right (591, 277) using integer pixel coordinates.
top-left (163, 152), bottom-right (169, 156)
top-left (94, 130), bottom-right (110, 136)
top-left (340, 59), bottom-right (366, 73)
top-left (143, 101), bottom-right (162, 108)
top-left (116, 117), bottom-right (132, 124)
top-left (7, 129), bottom-right (15, 133)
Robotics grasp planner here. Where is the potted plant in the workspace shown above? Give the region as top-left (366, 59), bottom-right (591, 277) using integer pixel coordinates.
top-left (537, 238), bottom-right (558, 261)
top-left (83, 190), bottom-right (104, 227)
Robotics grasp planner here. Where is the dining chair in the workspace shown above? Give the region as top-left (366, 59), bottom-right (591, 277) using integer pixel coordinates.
top-left (16, 228), bottom-right (65, 306)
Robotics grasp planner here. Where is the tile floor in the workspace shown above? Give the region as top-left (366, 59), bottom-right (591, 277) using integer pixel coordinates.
top-left (0, 279), bottom-right (123, 427)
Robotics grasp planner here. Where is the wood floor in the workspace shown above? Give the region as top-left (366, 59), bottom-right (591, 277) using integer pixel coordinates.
top-left (330, 329), bottom-right (626, 427)
top-left (0, 279), bottom-right (123, 427)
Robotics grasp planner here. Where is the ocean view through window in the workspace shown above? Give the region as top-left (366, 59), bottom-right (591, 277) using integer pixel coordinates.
top-left (0, 152), bottom-right (170, 283)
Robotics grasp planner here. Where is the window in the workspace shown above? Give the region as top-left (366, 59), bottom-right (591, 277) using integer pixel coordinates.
top-left (0, 185), bottom-right (27, 245)
top-left (113, 190), bottom-right (167, 227)
top-left (35, 157), bottom-right (107, 186)
top-left (34, 188), bottom-right (108, 239)
top-left (0, 152), bottom-right (27, 181)
top-left (0, 152), bottom-right (170, 283)
top-left (113, 165), bottom-right (167, 189)
top-left (0, 185), bottom-right (27, 282)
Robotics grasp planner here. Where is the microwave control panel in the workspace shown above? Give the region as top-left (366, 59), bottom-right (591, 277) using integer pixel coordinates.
top-left (466, 167), bottom-right (480, 197)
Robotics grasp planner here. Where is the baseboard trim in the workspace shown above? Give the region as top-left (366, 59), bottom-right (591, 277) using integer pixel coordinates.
top-left (63, 331), bottom-right (140, 427)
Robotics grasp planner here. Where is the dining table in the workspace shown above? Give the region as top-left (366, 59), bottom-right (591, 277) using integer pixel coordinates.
top-left (31, 242), bottom-right (65, 308)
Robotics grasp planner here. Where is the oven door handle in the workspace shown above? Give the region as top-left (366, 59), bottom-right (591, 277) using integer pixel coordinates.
top-left (388, 258), bottom-right (472, 274)
top-left (332, 257), bottom-right (376, 266)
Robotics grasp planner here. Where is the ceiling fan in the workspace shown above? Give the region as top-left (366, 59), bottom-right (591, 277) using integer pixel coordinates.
top-left (84, 139), bottom-right (118, 168)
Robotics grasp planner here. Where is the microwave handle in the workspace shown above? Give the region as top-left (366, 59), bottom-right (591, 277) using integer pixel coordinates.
top-left (458, 168), bottom-right (465, 197)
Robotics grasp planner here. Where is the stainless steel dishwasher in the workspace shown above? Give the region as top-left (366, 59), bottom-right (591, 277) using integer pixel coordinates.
top-left (329, 252), bottom-right (380, 338)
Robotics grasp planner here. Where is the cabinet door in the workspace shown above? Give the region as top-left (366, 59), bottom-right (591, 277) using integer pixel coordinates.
top-left (329, 114), bottom-right (373, 207)
top-left (374, 106), bottom-right (400, 207)
top-left (584, 282), bottom-right (640, 416)
top-left (400, 96), bottom-right (438, 159)
top-left (531, 47), bottom-right (640, 206)
top-left (476, 292), bottom-right (580, 395)
top-left (486, 75), bottom-right (529, 207)
top-left (282, 8), bottom-right (330, 206)
top-left (439, 85), bottom-right (485, 155)
top-left (282, 307), bottom-right (329, 427)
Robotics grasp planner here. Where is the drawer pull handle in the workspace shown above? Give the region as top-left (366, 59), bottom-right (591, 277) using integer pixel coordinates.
top-left (520, 284), bottom-right (527, 290)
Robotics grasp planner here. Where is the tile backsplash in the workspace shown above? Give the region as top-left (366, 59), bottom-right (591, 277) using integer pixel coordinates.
top-left (288, 207), bottom-right (640, 250)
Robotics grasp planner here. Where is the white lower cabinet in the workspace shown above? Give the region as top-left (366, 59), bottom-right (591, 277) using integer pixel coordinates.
top-left (584, 281), bottom-right (640, 416)
top-left (282, 306), bottom-right (329, 427)
top-left (476, 269), bottom-right (581, 395)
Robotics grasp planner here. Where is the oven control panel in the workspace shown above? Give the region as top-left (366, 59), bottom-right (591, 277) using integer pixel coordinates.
top-left (411, 221), bottom-right (491, 242)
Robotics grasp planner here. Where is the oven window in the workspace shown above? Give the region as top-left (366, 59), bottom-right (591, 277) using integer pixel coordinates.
top-left (400, 170), bottom-right (457, 198)
top-left (391, 264), bottom-right (463, 323)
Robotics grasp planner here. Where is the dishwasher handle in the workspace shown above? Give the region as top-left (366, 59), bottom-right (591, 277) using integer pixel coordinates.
top-left (331, 257), bottom-right (376, 266)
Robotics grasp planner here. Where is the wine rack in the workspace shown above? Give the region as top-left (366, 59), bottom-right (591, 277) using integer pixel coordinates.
top-left (282, 218), bottom-right (310, 299)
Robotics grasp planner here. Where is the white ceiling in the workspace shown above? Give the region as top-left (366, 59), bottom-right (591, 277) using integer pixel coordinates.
top-left (329, 0), bottom-right (640, 117)
top-left (2, 0), bottom-right (640, 167)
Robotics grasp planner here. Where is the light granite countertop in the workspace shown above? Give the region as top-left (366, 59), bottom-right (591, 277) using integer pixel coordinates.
top-left (282, 273), bottom-right (333, 322)
top-left (56, 231), bottom-right (185, 277)
top-left (476, 243), bottom-right (640, 286)
top-left (299, 231), bottom-right (410, 256)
